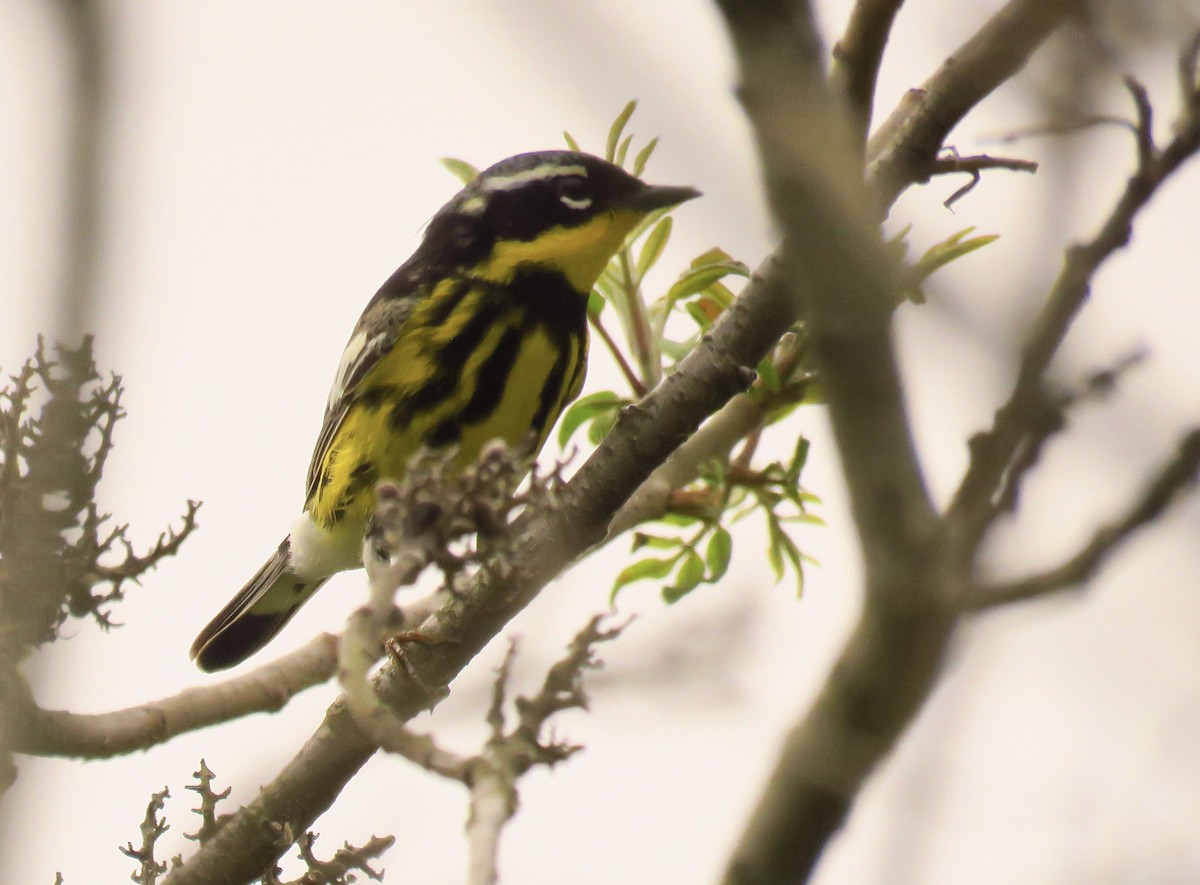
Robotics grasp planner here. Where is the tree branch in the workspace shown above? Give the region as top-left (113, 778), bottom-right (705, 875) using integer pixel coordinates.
top-left (50, 0), bottom-right (109, 342)
top-left (949, 67), bottom-right (1200, 544)
top-left (831, 0), bottom-right (908, 145)
top-left (866, 0), bottom-right (1085, 208)
top-left (464, 618), bottom-right (618, 885)
top-left (931, 150), bottom-right (1039, 208)
top-left (13, 634), bottom-right (337, 758)
top-left (969, 429), bottom-right (1200, 610)
top-left (711, 2), bottom-right (966, 883)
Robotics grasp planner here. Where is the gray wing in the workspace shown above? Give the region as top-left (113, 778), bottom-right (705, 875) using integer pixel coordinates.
top-left (303, 298), bottom-right (416, 504)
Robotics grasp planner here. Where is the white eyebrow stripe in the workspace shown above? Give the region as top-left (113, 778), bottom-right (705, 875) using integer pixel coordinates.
top-left (481, 164), bottom-right (588, 193)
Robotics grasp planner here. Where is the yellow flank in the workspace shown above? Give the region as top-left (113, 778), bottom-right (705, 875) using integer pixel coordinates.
top-left (302, 204), bottom-right (642, 542)
top-left (456, 324), bottom-right (568, 459)
top-left (482, 209), bottom-right (644, 292)
top-left (306, 278), bottom-right (579, 535)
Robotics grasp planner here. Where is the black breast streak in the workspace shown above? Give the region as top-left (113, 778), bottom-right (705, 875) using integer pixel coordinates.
top-left (423, 277), bottom-right (474, 328)
top-left (340, 460), bottom-right (379, 505)
top-left (508, 266), bottom-right (589, 339)
top-left (395, 262), bottom-right (589, 450)
top-left (389, 290), bottom-right (507, 431)
top-left (455, 325), bottom-right (524, 426)
top-left (359, 385), bottom-right (394, 410)
top-left (505, 267), bottom-right (589, 445)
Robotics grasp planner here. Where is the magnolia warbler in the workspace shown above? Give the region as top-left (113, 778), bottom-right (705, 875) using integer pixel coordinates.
top-left (191, 150), bottom-right (699, 671)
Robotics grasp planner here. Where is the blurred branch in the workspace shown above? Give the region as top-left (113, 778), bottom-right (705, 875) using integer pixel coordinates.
top-left (988, 350), bottom-right (1147, 519)
top-left (615, 2), bottom-right (1067, 546)
top-left (51, 0), bottom-right (109, 341)
top-left (464, 618), bottom-right (620, 885)
top-left (712, 2), bottom-right (963, 884)
top-left (970, 429), bottom-right (1200, 610)
top-left (949, 62), bottom-right (1200, 544)
top-left (831, 0), bottom-right (908, 145)
top-left (12, 634), bottom-right (337, 758)
top-left (867, 0), bottom-right (1085, 209)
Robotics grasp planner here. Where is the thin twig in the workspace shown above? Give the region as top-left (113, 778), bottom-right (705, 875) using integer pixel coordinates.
top-left (867, 0), bottom-right (1085, 208)
top-left (464, 616), bottom-right (621, 885)
top-left (990, 350), bottom-right (1147, 518)
top-left (589, 312), bottom-right (648, 397)
top-left (989, 114), bottom-right (1140, 144)
top-left (14, 634), bottom-right (338, 758)
top-left (969, 429), bottom-right (1200, 610)
top-left (930, 151), bottom-right (1039, 208)
top-left (618, 249), bottom-right (660, 387)
top-left (949, 60), bottom-right (1200, 545)
top-left (279, 833), bottom-right (394, 885)
top-left (830, 0), bottom-right (908, 145)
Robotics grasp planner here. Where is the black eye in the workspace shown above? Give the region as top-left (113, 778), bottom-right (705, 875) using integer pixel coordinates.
top-left (557, 177), bottom-right (592, 209)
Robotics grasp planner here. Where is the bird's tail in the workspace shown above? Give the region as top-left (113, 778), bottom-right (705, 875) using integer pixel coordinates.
top-left (190, 537), bottom-right (327, 672)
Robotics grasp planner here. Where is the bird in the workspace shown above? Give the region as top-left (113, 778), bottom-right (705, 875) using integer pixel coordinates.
top-left (191, 150), bottom-right (699, 671)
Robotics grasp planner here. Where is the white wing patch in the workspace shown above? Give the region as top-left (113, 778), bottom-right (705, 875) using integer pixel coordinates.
top-left (326, 330), bottom-right (368, 412)
top-left (306, 326), bottom-right (394, 502)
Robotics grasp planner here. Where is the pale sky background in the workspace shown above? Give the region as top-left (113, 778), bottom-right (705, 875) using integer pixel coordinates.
top-left (3, 1), bottom-right (1200, 883)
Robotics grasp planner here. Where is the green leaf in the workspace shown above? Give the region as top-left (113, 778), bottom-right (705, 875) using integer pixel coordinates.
top-left (659, 337), bottom-right (694, 362)
top-left (636, 217), bottom-right (673, 282)
top-left (563, 130), bottom-right (582, 152)
top-left (785, 436), bottom-right (810, 482)
top-left (663, 549), bottom-right (705, 602)
top-left (587, 289), bottom-right (606, 316)
top-left (778, 527), bottom-right (803, 576)
top-left (697, 456), bottom-right (726, 487)
top-left (700, 279), bottom-right (736, 309)
top-left (612, 554), bottom-right (678, 601)
top-left (883, 223), bottom-right (913, 263)
top-left (606, 101), bottom-right (637, 162)
top-left (632, 137), bottom-right (659, 176)
top-left (594, 264), bottom-right (622, 301)
top-left (663, 265), bottom-right (748, 313)
top-left (905, 227), bottom-right (999, 302)
top-left (439, 157), bottom-right (479, 185)
top-left (705, 527), bottom-right (733, 581)
top-left (684, 301), bottom-right (714, 330)
top-left (918, 228), bottom-right (998, 275)
top-left (757, 357), bottom-right (781, 393)
top-left (632, 532), bottom-right (683, 552)
top-left (587, 407), bottom-right (619, 445)
top-left (557, 391), bottom-right (624, 448)
top-left (615, 133), bottom-right (634, 168)
top-left (625, 206), bottom-right (672, 245)
top-left (765, 514), bottom-right (786, 582)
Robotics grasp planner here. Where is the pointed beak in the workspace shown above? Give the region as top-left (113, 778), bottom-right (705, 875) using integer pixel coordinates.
top-left (622, 183), bottom-right (702, 212)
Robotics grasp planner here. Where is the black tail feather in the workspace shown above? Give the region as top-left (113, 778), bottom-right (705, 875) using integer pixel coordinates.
top-left (191, 538), bottom-right (324, 672)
